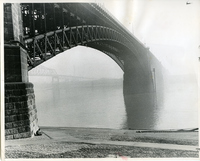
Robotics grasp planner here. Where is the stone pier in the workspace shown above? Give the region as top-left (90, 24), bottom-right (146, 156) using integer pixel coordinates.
top-left (4, 45), bottom-right (39, 140)
top-left (4, 3), bottom-right (39, 139)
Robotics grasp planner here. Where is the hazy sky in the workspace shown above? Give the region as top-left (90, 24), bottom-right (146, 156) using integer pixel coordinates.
top-left (102, 0), bottom-right (199, 75)
top-left (33, 46), bottom-right (123, 79)
top-left (131, 0), bottom-right (200, 75)
top-left (30, 0), bottom-right (200, 78)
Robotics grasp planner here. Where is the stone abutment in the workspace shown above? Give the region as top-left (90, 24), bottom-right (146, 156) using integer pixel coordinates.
top-left (5, 45), bottom-right (39, 140)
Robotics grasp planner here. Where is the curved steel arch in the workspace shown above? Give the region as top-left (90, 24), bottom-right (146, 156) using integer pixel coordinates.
top-left (102, 52), bottom-right (124, 71)
top-left (24, 25), bottom-right (137, 71)
top-left (85, 42), bottom-right (124, 71)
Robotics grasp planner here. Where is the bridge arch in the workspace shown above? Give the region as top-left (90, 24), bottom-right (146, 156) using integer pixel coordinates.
top-left (4, 3), bottom-right (162, 139)
top-left (24, 25), bottom-right (136, 72)
top-left (15, 3), bottom-right (148, 73)
top-left (29, 45), bottom-right (124, 78)
top-left (29, 46), bottom-right (125, 128)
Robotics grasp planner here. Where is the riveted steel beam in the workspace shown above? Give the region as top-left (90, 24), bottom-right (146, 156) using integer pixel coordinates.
top-left (24, 24), bottom-right (133, 70)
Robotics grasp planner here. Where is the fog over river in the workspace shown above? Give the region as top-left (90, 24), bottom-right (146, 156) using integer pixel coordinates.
top-left (29, 0), bottom-right (199, 130)
top-left (29, 49), bottom-right (198, 130)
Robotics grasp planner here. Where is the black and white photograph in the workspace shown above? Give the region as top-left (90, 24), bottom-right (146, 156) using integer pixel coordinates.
top-left (2, 0), bottom-right (200, 159)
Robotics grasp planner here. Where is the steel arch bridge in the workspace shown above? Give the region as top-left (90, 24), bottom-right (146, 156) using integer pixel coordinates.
top-left (4, 3), bottom-right (164, 137)
top-left (7, 3), bottom-right (149, 72)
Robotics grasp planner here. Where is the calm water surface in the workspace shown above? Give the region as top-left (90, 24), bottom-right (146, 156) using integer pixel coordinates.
top-left (31, 77), bottom-right (198, 130)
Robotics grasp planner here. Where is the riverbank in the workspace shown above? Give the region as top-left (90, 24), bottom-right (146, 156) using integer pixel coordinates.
top-left (5, 126), bottom-right (199, 158)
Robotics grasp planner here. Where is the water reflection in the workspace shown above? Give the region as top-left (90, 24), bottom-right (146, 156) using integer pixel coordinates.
top-left (124, 93), bottom-right (158, 130)
top-left (30, 74), bottom-right (198, 130)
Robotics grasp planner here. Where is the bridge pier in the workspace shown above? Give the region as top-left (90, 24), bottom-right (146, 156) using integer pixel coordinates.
top-left (123, 55), bottom-right (156, 129)
top-left (5, 45), bottom-right (39, 139)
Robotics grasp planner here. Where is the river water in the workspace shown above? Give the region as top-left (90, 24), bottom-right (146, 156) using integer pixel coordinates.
top-left (30, 75), bottom-right (198, 130)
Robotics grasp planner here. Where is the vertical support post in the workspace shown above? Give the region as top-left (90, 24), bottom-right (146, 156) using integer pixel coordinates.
top-left (38, 4), bottom-right (43, 34)
top-left (53, 3), bottom-right (56, 30)
top-left (30, 3), bottom-right (35, 37)
top-left (54, 32), bottom-right (57, 54)
top-left (43, 4), bottom-right (46, 33)
top-left (82, 25), bottom-right (84, 43)
top-left (43, 4), bottom-right (47, 59)
top-left (61, 3), bottom-right (64, 29)
top-left (76, 26), bottom-right (78, 44)
top-left (52, 4), bottom-right (57, 54)
top-left (61, 4), bottom-right (65, 48)
top-left (70, 27), bottom-right (72, 45)
top-left (91, 25), bottom-right (93, 41)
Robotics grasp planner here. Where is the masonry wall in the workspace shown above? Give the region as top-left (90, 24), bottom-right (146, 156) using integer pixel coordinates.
top-left (5, 83), bottom-right (38, 139)
top-left (5, 45), bottom-right (39, 140)
top-left (4, 3), bottom-right (23, 42)
top-left (5, 45), bottom-right (28, 83)
top-left (4, 3), bottom-right (14, 42)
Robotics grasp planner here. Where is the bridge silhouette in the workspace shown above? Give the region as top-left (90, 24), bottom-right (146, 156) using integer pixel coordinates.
top-left (4, 3), bottom-right (163, 139)
top-left (29, 65), bottom-right (96, 83)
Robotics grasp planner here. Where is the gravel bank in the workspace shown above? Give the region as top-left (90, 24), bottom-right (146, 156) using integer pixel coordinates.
top-left (43, 127), bottom-right (198, 146)
top-left (5, 127), bottom-right (199, 158)
top-left (110, 135), bottom-right (198, 146)
top-left (6, 142), bottom-right (198, 158)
